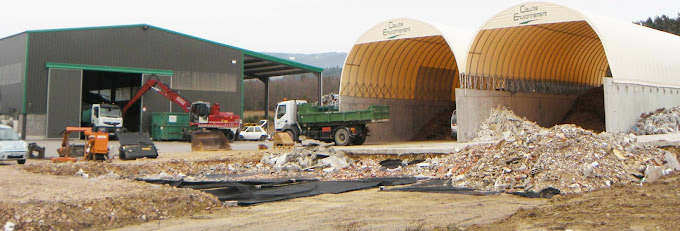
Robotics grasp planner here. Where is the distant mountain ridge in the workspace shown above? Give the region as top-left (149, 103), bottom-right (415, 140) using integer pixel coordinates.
top-left (264, 52), bottom-right (347, 68)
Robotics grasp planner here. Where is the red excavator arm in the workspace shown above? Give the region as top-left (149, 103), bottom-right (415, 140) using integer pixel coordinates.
top-left (122, 76), bottom-right (192, 115)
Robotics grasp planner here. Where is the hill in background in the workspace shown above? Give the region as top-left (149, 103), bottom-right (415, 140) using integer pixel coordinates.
top-left (264, 52), bottom-right (347, 68)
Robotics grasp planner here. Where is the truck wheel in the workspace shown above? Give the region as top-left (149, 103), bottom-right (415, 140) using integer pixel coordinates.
top-left (225, 130), bottom-right (236, 143)
top-left (17, 159), bottom-right (26, 165)
top-left (286, 130), bottom-right (298, 142)
top-left (334, 128), bottom-right (351, 146)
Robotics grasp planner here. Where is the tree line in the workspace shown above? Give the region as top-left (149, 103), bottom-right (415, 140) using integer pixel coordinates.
top-left (243, 67), bottom-right (341, 111)
top-left (636, 13), bottom-right (680, 36)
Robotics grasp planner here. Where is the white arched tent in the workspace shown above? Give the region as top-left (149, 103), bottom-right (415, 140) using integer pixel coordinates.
top-left (457, 1), bottom-right (680, 140)
top-left (340, 18), bottom-right (471, 141)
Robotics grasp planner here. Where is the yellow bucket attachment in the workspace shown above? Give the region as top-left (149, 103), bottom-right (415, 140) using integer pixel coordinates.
top-left (191, 131), bottom-right (231, 151)
top-left (273, 132), bottom-right (295, 149)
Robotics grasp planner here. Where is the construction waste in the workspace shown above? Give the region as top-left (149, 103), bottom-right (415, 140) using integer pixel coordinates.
top-left (455, 106), bottom-right (678, 194)
top-left (23, 107), bottom-right (680, 196)
top-left (630, 106), bottom-right (680, 135)
top-left (321, 93), bottom-right (339, 107)
top-left (561, 86), bottom-right (605, 132)
top-left (412, 109), bottom-right (454, 141)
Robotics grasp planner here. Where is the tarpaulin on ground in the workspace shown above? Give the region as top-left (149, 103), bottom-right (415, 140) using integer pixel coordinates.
top-left (386, 180), bottom-right (501, 196)
top-left (387, 180), bottom-right (561, 198)
top-left (140, 177), bottom-right (417, 205)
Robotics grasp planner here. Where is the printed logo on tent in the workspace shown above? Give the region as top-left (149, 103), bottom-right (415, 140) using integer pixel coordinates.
top-left (514, 5), bottom-right (548, 25)
top-left (382, 21), bottom-right (411, 39)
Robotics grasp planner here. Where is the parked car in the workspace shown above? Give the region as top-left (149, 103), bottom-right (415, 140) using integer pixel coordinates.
top-left (238, 126), bottom-right (269, 141)
top-left (0, 125), bottom-right (28, 164)
top-left (450, 110), bottom-right (457, 140)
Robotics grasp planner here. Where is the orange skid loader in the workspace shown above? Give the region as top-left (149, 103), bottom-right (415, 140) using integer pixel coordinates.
top-left (53, 127), bottom-right (109, 162)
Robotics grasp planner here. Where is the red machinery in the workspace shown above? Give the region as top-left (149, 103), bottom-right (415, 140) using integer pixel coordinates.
top-left (122, 75), bottom-right (241, 142)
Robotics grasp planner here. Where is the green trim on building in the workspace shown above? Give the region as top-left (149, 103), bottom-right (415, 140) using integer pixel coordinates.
top-left (22, 33), bottom-right (29, 114)
top-left (45, 62), bottom-right (174, 75)
top-left (26, 24), bottom-right (148, 34)
top-left (146, 25), bottom-right (323, 73)
top-left (26, 24), bottom-right (323, 74)
top-left (240, 53), bottom-right (244, 117)
top-left (241, 50), bottom-right (324, 73)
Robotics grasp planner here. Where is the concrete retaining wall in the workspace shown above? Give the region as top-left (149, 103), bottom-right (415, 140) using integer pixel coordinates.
top-left (21, 114), bottom-right (46, 140)
top-left (340, 96), bottom-right (455, 143)
top-left (604, 78), bottom-right (680, 133)
top-left (455, 88), bottom-right (578, 142)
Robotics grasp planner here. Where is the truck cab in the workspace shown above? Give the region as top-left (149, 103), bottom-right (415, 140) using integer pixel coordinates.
top-left (82, 104), bottom-right (124, 136)
top-left (274, 100), bottom-right (306, 134)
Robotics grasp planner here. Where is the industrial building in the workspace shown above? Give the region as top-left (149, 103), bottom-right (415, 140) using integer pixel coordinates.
top-left (341, 2), bottom-right (680, 142)
top-left (0, 24), bottom-right (322, 139)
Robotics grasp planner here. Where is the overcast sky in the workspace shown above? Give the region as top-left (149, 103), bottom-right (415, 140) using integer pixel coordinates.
top-left (2, 0), bottom-right (679, 54)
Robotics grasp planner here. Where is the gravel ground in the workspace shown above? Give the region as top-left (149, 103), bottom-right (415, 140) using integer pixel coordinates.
top-left (0, 164), bottom-right (221, 231)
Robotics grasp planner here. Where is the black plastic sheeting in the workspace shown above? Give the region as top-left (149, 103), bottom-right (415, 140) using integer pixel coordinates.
top-left (387, 180), bottom-right (561, 198)
top-left (386, 180), bottom-right (501, 196)
top-left (141, 177), bottom-right (417, 206)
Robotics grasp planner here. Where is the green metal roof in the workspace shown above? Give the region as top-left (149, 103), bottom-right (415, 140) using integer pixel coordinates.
top-left (26, 24), bottom-right (323, 76)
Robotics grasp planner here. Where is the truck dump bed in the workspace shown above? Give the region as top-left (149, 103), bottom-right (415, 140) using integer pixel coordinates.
top-left (297, 104), bottom-right (390, 126)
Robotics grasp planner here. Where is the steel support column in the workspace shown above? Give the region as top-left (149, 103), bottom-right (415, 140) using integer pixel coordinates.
top-left (259, 77), bottom-right (270, 120)
top-left (315, 72), bottom-right (323, 106)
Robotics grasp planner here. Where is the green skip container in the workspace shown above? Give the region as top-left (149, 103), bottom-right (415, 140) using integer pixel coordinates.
top-left (151, 112), bottom-right (190, 141)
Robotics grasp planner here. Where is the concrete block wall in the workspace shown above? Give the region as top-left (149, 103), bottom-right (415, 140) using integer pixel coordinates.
top-left (604, 78), bottom-right (680, 133)
top-left (341, 96), bottom-right (455, 143)
top-left (21, 114), bottom-right (46, 140)
top-left (455, 88), bottom-right (578, 142)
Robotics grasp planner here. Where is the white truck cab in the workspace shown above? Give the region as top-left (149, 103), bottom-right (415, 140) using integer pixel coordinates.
top-left (84, 104), bottom-right (124, 136)
top-left (274, 100), bottom-right (306, 132)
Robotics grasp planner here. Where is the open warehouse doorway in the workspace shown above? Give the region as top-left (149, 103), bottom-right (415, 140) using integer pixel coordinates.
top-left (45, 63), bottom-right (174, 138)
top-left (81, 70), bottom-right (142, 133)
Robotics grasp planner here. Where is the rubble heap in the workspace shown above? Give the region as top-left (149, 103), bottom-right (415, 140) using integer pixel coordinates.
top-left (321, 93), bottom-right (339, 107)
top-left (412, 110), bottom-right (454, 141)
top-left (472, 106), bottom-right (542, 143)
top-left (444, 107), bottom-right (679, 194)
top-left (561, 86), bottom-right (606, 132)
top-left (630, 106), bottom-right (680, 135)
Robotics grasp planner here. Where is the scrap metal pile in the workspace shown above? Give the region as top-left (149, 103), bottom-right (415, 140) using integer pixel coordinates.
top-left (630, 106), bottom-right (680, 135)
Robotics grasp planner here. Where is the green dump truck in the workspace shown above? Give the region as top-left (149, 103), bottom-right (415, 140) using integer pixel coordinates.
top-left (274, 100), bottom-right (390, 146)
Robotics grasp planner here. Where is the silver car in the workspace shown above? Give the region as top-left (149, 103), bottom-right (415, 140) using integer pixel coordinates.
top-left (0, 125), bottom-right (28, 164)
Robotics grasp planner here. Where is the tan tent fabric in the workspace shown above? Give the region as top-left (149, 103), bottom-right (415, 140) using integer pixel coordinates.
top-left (340, 19), bottom-right (467, 101)
top-left (464, 1), bottom-right (680, 88)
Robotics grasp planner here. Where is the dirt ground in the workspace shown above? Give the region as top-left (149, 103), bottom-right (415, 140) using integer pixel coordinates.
top-left (469, 173), bottom-right (680, 231)
top-left (2, 146), bottom-right (680, 230)
top-left (113, 190), bottom-right (544, 231)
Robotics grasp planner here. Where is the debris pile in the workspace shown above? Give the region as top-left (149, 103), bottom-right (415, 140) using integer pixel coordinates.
top-left (412, 110), bottom-right (454, 141)
top-left (630, 106), bottom-right (680, 135)
top-left (0, 167), bottom-right (221, 231)
top-left (443, 107), bottom-right (678, 194)
top-left (321, 93), bottom-right (339, 107)
top-left (561, 86), bottom-right (605, 132)
top-left (472, 107), bottom-right (542, 143)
